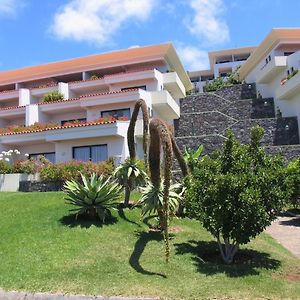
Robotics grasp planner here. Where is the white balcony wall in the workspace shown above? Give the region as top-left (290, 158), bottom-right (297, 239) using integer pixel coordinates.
top-left (109, 79), bottom-right (157, 92)
top-left (86, 102), bottom-right (134, 121)
top-left (19, 89), bottom-right (31, 106)
top-left (17, 143), bottom-right (56, 158)
top-left (46, 111), bottom-right (87, 125)
top-left (25, 104), bottom-right (39, 126)
top-left (213, 61), bottom-right (243, 78)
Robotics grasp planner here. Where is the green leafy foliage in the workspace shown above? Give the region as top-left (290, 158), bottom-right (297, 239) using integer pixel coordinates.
top-left (42, 91), bottom-right (64, 103)
top-left (186, 127), bottom-right (290, 263)
top-left (114, 158), bottom-right (147, 206)
top-left (286, 157), bottom-right (300, 208)
top-left (138, 182), bottom-right (183, 217)
top-left (204, 66), bottom-right (241, 92)
top-left (184, 144), bottom-right (204, 171)
top-left (40, 160), bottom-right (114, 182)
top-left (0, 160), bottom-right (13, 174)
top-left (64, 173), bottom-right (122, 222)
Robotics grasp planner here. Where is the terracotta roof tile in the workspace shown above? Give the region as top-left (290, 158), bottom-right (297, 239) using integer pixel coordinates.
top-left (0, 120), bottom-right (117, 136)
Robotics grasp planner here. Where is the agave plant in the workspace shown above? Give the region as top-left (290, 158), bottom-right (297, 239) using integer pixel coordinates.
top-left (64, 173), bottom-right (122, 222)
top-left (138, 181), bottom-right (184, 229)
top-left (114, 158), bottom-right (147, 206)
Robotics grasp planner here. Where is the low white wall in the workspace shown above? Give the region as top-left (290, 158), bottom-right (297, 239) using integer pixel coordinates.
top-left (0, 173), bottom-right (40, 192)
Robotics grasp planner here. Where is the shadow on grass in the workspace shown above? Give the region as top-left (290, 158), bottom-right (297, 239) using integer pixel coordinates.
top-left (59, 213), bottom-right (118, 228)
top-left (129, 231), bottom-right (167, 278)
top-left (117, 207), bottom-right (141, 227)
top-left (175, 240), bottom-right (281, 277)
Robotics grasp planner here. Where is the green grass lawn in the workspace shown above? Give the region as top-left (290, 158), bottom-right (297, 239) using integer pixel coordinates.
top-left (0, 192), bottom-right (299, 300)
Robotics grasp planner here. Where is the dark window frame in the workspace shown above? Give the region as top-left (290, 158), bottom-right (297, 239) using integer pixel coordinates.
top-left (101, 108), bottom-right (130, 119)
top-left (72, 144), bottom-right (108, 162)
top-left (61, 118), bottom-right (87, 126)
top-left (121, 85), bottom-right (146, 91)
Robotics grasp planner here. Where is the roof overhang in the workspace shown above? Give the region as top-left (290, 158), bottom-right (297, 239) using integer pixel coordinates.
top-left (239, 28), bottom-right (300, 80)
top-left (0, 43), bottom-right (192, 92)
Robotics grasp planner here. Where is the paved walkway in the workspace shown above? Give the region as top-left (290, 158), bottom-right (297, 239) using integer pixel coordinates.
top-left (265, 214), bottom-right (300, 259)
top-left (0, 290), bottom-right (157, 300)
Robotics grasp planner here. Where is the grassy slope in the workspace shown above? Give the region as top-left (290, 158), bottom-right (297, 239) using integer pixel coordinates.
top-left (0, 192), bottom-right (299, 300)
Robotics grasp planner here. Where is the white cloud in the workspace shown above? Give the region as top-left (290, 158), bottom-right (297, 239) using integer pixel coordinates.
top-left (176, 45), bottom-right (209, 71)
top-left (186, 0), bottom-right (230, 45)
top-left (0, 0), bottom-right (18, 15)
top-left (50, 0), bottom-right (157, 45)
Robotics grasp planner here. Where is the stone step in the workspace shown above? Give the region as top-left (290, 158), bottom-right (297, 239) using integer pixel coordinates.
top-left (221, 98), bottom-right (275, 120)
top-left (174, 111), bottom-right (237, 137)
top-left (179, 93), bottom-right (230, 113)
top-left (214, 83), bottom-right (257, 101)
top-left (229, 117), bottom-right (299, 146)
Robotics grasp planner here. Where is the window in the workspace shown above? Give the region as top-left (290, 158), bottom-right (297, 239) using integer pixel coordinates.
top-left (121, 85), bottom-right (146, 91)
top-left (101, 108), bottom-right (130, 119)
top-left (268, 55), bottom-right (271, 62)
top-left (287, 70), bottom-right (290, 76)
top-left (291, 67), bottom-right (294, 73)
top-left (61, 118), bottom-right (86, 126)
top-left (29, 152), bottom-right (55, 163)
top-left (73, 144), bottom-right (108, 162)
top-left (284, 52), bottom-right (294, 56)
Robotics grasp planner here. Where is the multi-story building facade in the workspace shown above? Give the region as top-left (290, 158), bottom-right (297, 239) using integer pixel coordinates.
top-left (0, 44), bottom-right (192, 164)
top-left (189, 46), bottom-right (256, 92)
top-left (239, 28), bottom-right (300, 135)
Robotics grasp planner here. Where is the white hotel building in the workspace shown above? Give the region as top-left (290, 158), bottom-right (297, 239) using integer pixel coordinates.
top-left (189, 46), bottom-right (257, 92)
top-left (239, 28), bottom-right (300, 134)
top-left (0, 44), bottom-right (192, 164)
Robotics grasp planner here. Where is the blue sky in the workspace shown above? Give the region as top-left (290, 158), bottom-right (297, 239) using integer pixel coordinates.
top-left (1, 0), bottom-right (300, 72)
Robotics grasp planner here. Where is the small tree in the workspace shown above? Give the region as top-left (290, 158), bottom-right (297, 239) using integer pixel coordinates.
top-left (114, 158), bottom-right (147, 207)
top-left (186, 127), bottom-right (289, 264)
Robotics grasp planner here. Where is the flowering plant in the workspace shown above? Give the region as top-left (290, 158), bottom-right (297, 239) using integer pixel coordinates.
top-left (0, 149), bottom-right (29, 165)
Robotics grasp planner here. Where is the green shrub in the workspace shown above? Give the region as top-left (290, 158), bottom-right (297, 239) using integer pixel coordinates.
top-left (64, 173), bottom-right (122, 221)
top-left (204, 66), bottom-right (241, 92)
top-left (0, 160), bottom-right (13, 174)
top-left (42, 91), bottom-right (64, 103)
top-left (286, 158), bottom-right (300, 208)
top-left (185, 127), bottom-right (289, 264)
top-left (13, 156), bottom-right (50, 174)
top-left (40, 160), bottom-right (114, 182)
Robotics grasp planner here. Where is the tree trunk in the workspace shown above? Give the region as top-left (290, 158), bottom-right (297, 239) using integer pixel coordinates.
top-left (217, 237), bottom-right (239, 264)
top-left (124, 185), bottom-right (131, 207)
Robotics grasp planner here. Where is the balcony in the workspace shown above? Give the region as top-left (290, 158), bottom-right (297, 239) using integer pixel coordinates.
top-left (151, 90), bottom-right (180, 119)
top-left (0, 106), bottom-right (26, 118)
top-left (162, 72), bottom-right (186, 98)
top-left (257, 56), bottom-right (287, 84)
top-left (276, 71), bottom-right (300, 100)
top-left (69, 69), bottom-right (158, 94)
top-left (0, 120), bottom-right (128, 145)
top-left (0, 89), bottom-right (19, 102)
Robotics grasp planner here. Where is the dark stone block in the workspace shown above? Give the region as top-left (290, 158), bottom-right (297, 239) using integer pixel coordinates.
top-left (19, 181), bottom-right (64, 192)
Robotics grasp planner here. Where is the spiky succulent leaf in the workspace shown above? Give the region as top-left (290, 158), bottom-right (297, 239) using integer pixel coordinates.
top-left (63, 173), bottom-right (122, 221)
top-left (138, 181), bottom-right (184, 216)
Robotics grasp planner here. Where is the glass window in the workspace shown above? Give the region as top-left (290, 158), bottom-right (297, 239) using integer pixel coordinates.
top-left (29, 152), bottom-right (55, 163)
top-left (61, 118), bottom-right (86, 126)
top-left (121, 85), bottom-right (146, 91)
top-left (101, 108), bottom-right (130, 119)
top-left (73, 144), bottom-right (108, 162)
